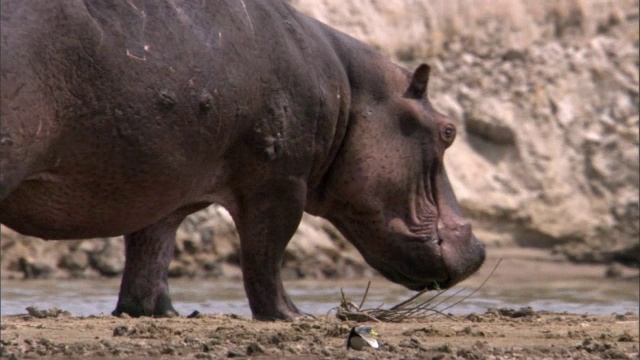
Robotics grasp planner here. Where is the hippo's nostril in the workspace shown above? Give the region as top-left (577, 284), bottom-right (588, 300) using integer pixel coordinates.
top-left (437, 216), bottom-right (472, 242)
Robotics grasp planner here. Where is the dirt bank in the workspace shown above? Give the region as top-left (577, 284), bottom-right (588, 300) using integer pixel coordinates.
top-left (1, 310), bottom-right (638, 359)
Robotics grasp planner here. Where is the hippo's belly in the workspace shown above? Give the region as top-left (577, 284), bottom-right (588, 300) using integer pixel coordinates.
top-left (0, 168), bottom-right (212, 239)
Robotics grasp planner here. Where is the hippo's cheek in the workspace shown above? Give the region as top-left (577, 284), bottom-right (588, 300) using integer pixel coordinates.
top-left (364, 238), bottom-right (451, 291)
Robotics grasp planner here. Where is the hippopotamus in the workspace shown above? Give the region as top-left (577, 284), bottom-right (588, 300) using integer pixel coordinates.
top-left (0, 0), bottom-right (485, 320)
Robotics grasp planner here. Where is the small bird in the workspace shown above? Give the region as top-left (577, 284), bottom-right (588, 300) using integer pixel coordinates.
top-left (346, 325), bottom-right (379, 350)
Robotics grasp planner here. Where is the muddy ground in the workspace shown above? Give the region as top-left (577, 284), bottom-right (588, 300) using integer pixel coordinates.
top-left (2, 249), bottom-right (639, 359)
top-left (1, 309), bottom-right (638, 359)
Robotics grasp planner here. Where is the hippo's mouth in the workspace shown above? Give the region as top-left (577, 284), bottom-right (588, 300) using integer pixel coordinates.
top-left (380, 233), bottom-right (486, 292)
top-left (328, 214), bottom-right (469, 293)
top-left (375, 261), bottom-right (452, 292)
top-left (366, 233), bottom-right (453, 292)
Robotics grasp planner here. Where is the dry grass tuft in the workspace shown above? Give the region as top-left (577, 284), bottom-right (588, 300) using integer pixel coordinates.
top-left (335, 259), bottom-right (501, 322)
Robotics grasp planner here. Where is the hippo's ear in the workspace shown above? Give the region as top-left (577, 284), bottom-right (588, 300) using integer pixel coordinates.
top-left (405, 64), bottom-right (430, 99)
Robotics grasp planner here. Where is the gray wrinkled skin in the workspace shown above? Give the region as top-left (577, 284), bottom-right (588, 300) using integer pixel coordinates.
top-left (0, 0), bottom-right (484, 320)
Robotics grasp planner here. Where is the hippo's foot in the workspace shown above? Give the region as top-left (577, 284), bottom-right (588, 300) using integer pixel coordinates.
top-left (112, 292), bottom-right (178, 318)
top-left (251, 300), bottom-right (306, 321)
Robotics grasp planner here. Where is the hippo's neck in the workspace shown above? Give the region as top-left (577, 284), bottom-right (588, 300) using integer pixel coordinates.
top-left (302, 17), bottom-right (409, 214)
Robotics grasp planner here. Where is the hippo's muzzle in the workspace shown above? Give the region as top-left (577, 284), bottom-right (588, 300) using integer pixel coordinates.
top-left (367, 213), bottom-right (485, 292)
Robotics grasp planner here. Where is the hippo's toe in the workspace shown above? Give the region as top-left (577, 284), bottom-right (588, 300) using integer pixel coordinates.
top-left (112, 292), bottom-right (179, 318)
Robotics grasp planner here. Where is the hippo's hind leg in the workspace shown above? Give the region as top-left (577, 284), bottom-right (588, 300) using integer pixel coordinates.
top-left (112, 215), bottom-right (183, 317)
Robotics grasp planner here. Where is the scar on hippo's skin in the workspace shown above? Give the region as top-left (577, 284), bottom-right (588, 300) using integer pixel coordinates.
top-left (0, 133), bottom-right (13, 146)
top-left (239, 0), bottom-right (255, 35)
top-left (199, 90), bottom-right (213, 113)
top-left (157, 89), bottom-right (177, 110)
top-left (264, 134), bottom-right (282, 160)
top-left (126, 49), bottom-right (146, 61)
top-left (35, 120), bottom-right (43, 138)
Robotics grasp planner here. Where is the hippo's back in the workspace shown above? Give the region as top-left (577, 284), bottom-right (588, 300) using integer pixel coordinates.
top-left (0, 0), bottom-right (340, 239)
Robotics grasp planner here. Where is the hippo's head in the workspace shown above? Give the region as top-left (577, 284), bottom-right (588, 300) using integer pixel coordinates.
top-left (316, 64), bottom-right (485, 291)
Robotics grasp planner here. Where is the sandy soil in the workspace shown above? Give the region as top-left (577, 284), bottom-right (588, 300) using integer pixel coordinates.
top-left (1, 309), bottom-right (638, 359)
top-left (2, 250), bottom-right (639, 359)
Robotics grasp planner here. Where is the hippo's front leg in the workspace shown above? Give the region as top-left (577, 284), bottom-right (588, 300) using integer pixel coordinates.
top-left (235, 179), bottom-right (307, 321)
top-left (112, 216), bottom-right (182, 317)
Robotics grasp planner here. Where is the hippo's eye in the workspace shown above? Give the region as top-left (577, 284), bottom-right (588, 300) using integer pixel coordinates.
top-left (441, 124), bottom-right (456, 144)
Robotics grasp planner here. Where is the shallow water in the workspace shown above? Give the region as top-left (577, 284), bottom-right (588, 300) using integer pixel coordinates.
top-left (1, 276), bottom-right (638, 317)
